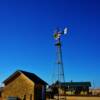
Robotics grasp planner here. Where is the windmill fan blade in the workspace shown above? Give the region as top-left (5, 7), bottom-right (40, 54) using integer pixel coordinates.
top-left (64, 27), bottom-right (68, 34)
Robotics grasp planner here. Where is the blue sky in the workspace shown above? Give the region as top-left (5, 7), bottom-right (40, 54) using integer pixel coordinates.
top-left (0, 0), bottom-right (100, 88)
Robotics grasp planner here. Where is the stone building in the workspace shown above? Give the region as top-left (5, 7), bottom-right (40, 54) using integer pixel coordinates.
top-left (1, 70), bottom-right (47, 100)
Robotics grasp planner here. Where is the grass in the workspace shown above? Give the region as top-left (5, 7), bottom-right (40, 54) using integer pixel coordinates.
top-left (47, 96), bottom-right (100, 100)
top-left (67, 96), bottom-right (100, 100)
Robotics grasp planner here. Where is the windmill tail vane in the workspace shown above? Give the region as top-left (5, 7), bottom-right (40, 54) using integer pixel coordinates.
top-left (53, 27), bottom-right (68, 40)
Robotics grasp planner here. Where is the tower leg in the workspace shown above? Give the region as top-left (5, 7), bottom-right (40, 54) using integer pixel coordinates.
top-left (54, 38), bottom-right (67, 100)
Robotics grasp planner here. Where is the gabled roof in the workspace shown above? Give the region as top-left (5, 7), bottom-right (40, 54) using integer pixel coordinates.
top-left (64, 82), bottom-right (91, 87)
top-left (52, 81), bottom-right (91, 87)
top-left (3, 70), bottom-right (47, 85)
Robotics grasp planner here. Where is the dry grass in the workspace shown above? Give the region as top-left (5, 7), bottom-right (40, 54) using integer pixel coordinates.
top-left (47, 96), bottom-right (100, 100)
top-left (67, 96), bottom-right (100, 100)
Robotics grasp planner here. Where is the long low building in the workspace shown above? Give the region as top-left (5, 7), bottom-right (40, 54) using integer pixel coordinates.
top-left (89, 88), bottom-right (100, 96)
top-left (65, 81), bottom-right (91, 95)
top-left (49, 81), bottom-right (91, 96)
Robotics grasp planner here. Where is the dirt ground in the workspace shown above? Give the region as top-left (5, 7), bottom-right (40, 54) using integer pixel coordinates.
top-left (67, 96), bottom-right (100, 100)
top-left (47, 96), bottom-right (100, 100)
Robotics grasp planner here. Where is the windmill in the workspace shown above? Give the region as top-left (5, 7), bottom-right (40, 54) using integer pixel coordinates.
top-left (53, 27), bottom-right (68, 100)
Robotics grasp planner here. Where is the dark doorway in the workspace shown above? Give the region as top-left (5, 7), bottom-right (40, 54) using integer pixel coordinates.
top-left (34, 85), bottom-right (42, 100)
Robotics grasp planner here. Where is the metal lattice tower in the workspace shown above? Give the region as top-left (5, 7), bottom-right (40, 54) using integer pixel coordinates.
top-left (53, 28), bottom-right (67, 100)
